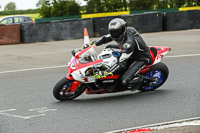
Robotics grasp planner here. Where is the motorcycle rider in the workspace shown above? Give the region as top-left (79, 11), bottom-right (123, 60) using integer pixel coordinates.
top-left (85, 18), bottom-right (153, 88)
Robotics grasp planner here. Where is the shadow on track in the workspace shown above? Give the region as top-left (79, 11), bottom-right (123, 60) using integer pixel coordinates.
top-left (53, 89), bottom-right (173, 104)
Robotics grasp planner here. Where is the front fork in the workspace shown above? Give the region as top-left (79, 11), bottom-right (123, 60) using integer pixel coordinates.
top-left (66, 73), bottom-right (81, 93)
top-left (71, 81), bottom-right (81, 92)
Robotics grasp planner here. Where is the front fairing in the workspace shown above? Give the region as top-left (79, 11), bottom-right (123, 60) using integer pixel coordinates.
top-left (68, 46), bottom-right (98, 73)
top-left (67, 46), bottom-right (103, 82)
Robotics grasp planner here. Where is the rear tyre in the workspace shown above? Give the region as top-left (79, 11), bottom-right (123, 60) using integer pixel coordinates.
top-left (53, 77), bottom-right (86, 101)
top-left (138, 62), bottom-right (169, 92)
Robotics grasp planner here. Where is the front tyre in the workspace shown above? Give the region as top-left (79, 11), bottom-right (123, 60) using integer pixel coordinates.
top-left (138, 62), bottom-right (169, 92)
top-left (53, 77), bottom-right (86, 101)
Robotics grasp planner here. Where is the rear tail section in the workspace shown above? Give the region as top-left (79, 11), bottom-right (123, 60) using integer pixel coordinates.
top-left (151, 46), bottom-right (171, 65)
top-left (154, 46), bottom-right (171, 55)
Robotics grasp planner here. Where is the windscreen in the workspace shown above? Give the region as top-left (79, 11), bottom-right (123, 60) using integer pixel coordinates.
top-left (79, 47), bottom-right (97, 64)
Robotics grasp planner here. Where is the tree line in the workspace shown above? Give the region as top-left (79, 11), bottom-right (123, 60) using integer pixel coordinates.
top-left (84, 0), bottom-right (200, 13)
top-left (0, 9), bottom-right (39, 16)
top-left (39, 0), bottom-right (200, 17)
top-left (1, 0), bottom-right (200, 17)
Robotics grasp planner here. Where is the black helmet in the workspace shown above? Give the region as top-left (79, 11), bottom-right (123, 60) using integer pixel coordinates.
top-left (108, 18), bottom-right (127, 43)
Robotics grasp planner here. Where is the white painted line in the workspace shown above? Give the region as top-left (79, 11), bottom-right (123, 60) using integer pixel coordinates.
top-left (165, 53), bottom-right (200, 58)
top-left (0, 112), bottom-right (28, 119)
top-left (0, 53), bottom-right (199, 74)
top-left (37, 109), bottom-right (57, 113)
top-left (29, 107), bottom-right (57, 113)
top-left (23, 114), bottom-right (46, 119)
top-left (105, 117), bottom-right (200, 133)
top-left (0, 107), bottom-right (56, 119)
top-left (0, 111), bottom-right (46, 119)
top-left (0, 65), bottom-right (66, 74)
top-left (0, 109), bottom-right (16, 113)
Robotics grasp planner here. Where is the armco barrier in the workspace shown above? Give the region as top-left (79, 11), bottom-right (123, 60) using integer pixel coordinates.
top-left (92, 13), bottom-right (163, 37)
top-left (163, 11), bottom-right (191, 31)
top-left (35, 15), bottom-right (81, 23)
top-left (188, 10), bottom-right (200, 29)
top-left (130, 8), bottom-right (178, 14)
top-left (21, 19), bottom-right (93, 43)
top-left (124, 13), bottom-right (163, 33)
top-left (92, 16), bottom-right (117, 37)
top-left (0, 24), bottom-right (21, 45)
top-left (163, 10), bottom-right (200, 31)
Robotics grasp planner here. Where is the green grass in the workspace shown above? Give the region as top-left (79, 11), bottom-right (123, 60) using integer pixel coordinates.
top-left (0, 13), bottom-right (41, 22)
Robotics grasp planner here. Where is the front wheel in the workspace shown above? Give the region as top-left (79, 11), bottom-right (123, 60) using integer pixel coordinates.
top-left (53, 77), bottom-right (86, 101)
top-left (138, 62), bottom-right (169, 92)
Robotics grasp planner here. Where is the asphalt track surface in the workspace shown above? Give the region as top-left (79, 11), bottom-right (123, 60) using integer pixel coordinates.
top-left (0, 30), bottom-right (200, 133)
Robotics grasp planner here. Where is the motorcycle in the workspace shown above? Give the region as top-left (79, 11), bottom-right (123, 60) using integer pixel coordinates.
top-left (53, 44), bottom-right (171, 101)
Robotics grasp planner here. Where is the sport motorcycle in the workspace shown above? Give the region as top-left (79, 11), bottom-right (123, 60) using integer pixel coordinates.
top-left (53, 44), bottom-right (171, 101)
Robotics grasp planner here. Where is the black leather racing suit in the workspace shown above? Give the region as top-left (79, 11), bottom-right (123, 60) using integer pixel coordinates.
top-left (95, 27), bottom-right (153, 86)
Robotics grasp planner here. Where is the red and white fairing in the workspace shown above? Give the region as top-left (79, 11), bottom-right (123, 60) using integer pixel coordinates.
top-left (67, 45), bottom-right (103, 83)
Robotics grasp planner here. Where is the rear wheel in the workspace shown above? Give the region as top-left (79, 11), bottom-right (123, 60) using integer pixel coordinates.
top-left (53, 77), bottom-right (86, 101)
top-left (138, 62), bottom-right (169, 92)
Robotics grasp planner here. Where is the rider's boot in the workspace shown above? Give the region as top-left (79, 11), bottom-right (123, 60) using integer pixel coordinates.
top-left (122, 75), bottom-right (144, 91)
top-left (142, 77), bottom-right (158, 87)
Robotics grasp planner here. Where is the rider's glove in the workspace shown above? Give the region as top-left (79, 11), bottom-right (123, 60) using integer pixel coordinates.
top-left (82, 41), bottom-right (96, 49)
top-left (94, 70), bottom-right (113, 79)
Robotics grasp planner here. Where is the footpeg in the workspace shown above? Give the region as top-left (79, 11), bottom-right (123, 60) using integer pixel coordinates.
top-left (149, 78), bottom-right (159, 86)
top-left (149, 81), bottom-right (156, 86)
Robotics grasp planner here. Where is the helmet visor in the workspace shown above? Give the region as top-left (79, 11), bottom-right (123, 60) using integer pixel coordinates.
top-left (110, 27), bottom-right (125, 39)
